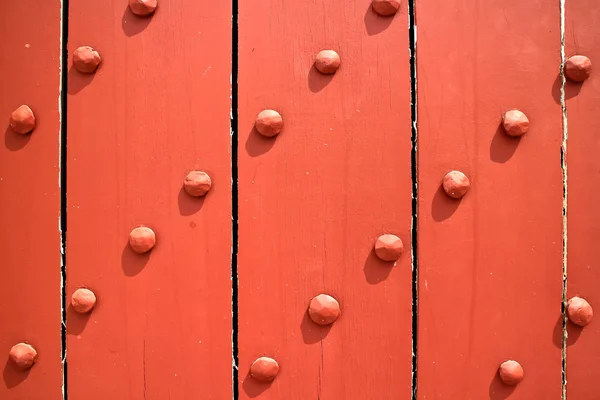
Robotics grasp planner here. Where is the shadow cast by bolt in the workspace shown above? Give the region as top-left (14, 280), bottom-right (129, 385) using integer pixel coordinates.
top-left (177, 187), bottom-right (206, 216)
top-left (431, 185), bottom-right (461, 222)
top-left (488, 370), bottom-right (516, 400)
top-left (68, 66), bottom-right (96, 95)
top-left (308, 64), bottom-right (334, 93)
top-left (66, 304), bottom-right (93, 336)
top-left (4, 127), bottom-right (31, 151)
top-left (300, 310), bottom-right (332, 344)
top-left (241, 371), bottom-right (273, 398)
top-left (245, 127), bottom-right (276, 157)
top-left (551, 73), bottom-right (583, 105)
top-left (121, 243), bottom-right (151, 276)
top-left (364, 5), bottom-right (394, 36)
top-left (122, 6), bottom-right (153, 37)
top-left (552, 313), bottom-right (584, 349)
top-left (490, 125), bottom-right (521, 164)
top-left (363, 249), bottom-right (394, 284)
top-left (3, 359), bottom-right (30, 389)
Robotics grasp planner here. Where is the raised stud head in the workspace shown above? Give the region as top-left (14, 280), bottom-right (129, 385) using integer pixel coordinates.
top-left (372, 0), bottom-right (401, 16)
top-left (255, 110), bottom-right (283, 138)
top-left (183, 171), bottom-right (212, 197)
top-left (308, 294), bottom-right (340, 326)
top-left (73, 46), bottom-right (101, 74)
top-left (71, 288), bottom-right (97, 314)
top-left (315, 50), bottom-right (341, 75)
top-left (442, 171), bottom-right (470, 199)
top-left (374, 234), bottom-right (404, 262)
top-left (129, 0), bottom-right (158, 16)
top-left (9, 343), bottom-right (37, 371)
top-left (9, 105), bottom-right (35, 134)
top-left (250, 357), bottom-right (279, 382)
top-left (498, 360), bottom-right (524, 386)
top-left (567, 296), bottom-right (593, 327)
top-left (129, 226), bottom-right (156, 254)
top-left (502, 109), bottom-right (529, 137)
top-left (564, 55), bottom-right (592, 83)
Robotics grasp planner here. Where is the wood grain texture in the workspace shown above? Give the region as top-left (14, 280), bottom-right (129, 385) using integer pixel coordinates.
top-left (0, 1), bottom-right (62, 398)
top-left (237, 1), bottom-right (412, 399)
top-left (564, 1), bottom-right (600, 398)
top-left (66, 1), bottom-right (232, 398)
top-left (416, 0), bottom-right (563, 398)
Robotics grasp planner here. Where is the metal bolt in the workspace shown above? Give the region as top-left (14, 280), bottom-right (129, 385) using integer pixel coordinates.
top-left (129, 226), bottom-right (156, 254)
top-left (315, 50), bottom-right (341, 75)
top-left (255, 110), bottom-right (283, 138)
top-left (183, 171), bottom-right (212, 197)
top-left (9, 343), bottom-right (37, 371)
top-left (71, 288), bottom-right (97, 314)
top-left (73, 46), bottom-right (101, 74)
top-left (498, 360), bottom-right (524, 386)
top-left (129, 0), bottom-right (158, 16)
top-left (564, 55), bottom-right (592, 83)
top-left (502, 109), bottom-right (529, 137)
top-left (371, 0), bottom-right (401, 16)
top-left (250, 357), bottom-right (279, 382)
top-left (374, 234), bottom-right (404, 262)
top-left (567, 296), bottom-right (593, 327)
top-left (9, 105), bottom-right (35, 135)
top-left (308, 294), bottom-right (340, 325)
top-left (442, 171), bottom-right (470, 199)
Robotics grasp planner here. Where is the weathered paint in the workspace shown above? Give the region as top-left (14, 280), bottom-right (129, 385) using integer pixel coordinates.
top-left (564, 1), bottom-right (600, 397)
top-left (65, 0), bottom-right (232, 398)
top-left (0, 0), bottom-right (62, 398)
top-left (237, 0), bottom-right (413, 398)
top-left (416, 0), bottom-right (563, 398)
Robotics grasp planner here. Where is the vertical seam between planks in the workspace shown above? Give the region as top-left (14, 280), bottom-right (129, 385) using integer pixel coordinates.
top-left (559, 0), bottom-right (568, 398)
top-left (408, 0), bottom-right (418, 399)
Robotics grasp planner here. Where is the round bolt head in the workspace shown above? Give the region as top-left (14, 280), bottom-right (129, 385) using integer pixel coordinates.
top-left (71, 288), bottom-right (97, 314)
top-left (255, 109), bottom-right (283, 138)
top-left (9, 343), bottom-right (37, 371)
top-left (129, 226), bottom-right (156, 254)
top-left (564, 55), bottom-right (592, 83)
top-left (372, 0), bottom-right (401, 16)
top-left (183, 171), bottom-right (212, 197)
top-left (567, 296), bottom-right (593, 327)
top-left (315, 50), bottom-right (341, 75)
top-left (73, 46), bottom-right (101, 74)
top-left (442, 171), bottom-right (470, 199)
top-left (498, 360), bottom-right (524, 386)
top-left (129, 0), bottom-right (158, 16)
top-left (502, 109), bottom-right (529, 137)
top-left (9, 105), bottom-right (35, 134)
top-left (374, 234), bottom-right (404, 262)
top-left (308, 294), bottom-right (341, 326)
top-left (250, 357), bottom-right (279, 382)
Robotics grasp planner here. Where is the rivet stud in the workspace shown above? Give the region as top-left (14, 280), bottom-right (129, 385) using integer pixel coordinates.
top-left (129, 226), bottom-right (156, 254)
top-left (73, 46), bottom-right (101, 74)
top-left (183, 171), bottom-right (212, 197)
top-left (308, 294), bottom-right (341, 325)
top-left (498, 360), bottom-right (524, 386)
top-left (71, 288), bottom-right (97, 314)
top-left (372, 0), bottom-right (401, 16)
top-left (564, 55), bottom-right (592, 83)
top-left (9, 343), bottom-right (37, 371)
top-left (567, 296), bottom-right (593, 327)
top-left (255, 110), bottom-right (283, 138)
top-left (315, 50), bottom-right (341, 75)
top-left (129, 0), bottom-right (158, 16)
top-left (442, 171), bottom-right (470, 199)
top-left (9, 105), bottom-right (36, 134)
top-left (250, 357), bottom-right (279, 382)
top-left (374, 234), bottom-right (404, 261)
top-left (502, 109), bottom-right (529, 137)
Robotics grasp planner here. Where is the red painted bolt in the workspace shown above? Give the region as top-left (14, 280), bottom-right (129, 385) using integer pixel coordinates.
top-left (183, 171), bottom-right (212, 197)
top-left (315, 50), bottom-right (341, 75)
top-left (374, 234), bottom-right (404, 262)
top-left (371, 0), bottom-right (401, 16)
top-left (9, 343), bottom-right (37, 371)
top-left (129, 0), bottom-right (158, 16)
top-left (250, 357), bottom-right (279, 382)
top-left (498, 360), bottom-right (524, 386)
top-left (9, 105), bottom-right (36, 134)
top-left (73, 46), bottom-right (101, 74)
top-left (567, 296), bottom-right (593, 327)
top-left (564, 55), bottom-right (592, 83)
top-left (255, 110), bottom-right (283, 138)
top-left (442, 171), bottom-right (470, 199)
top-left (71, 288), bottom-right (97, 314)
top-left (308, 294), bottom-right (340, 325)
top-left (129, 226), bottom-right (156, 254)
top-left (502, 109), bottom-right (529, 137)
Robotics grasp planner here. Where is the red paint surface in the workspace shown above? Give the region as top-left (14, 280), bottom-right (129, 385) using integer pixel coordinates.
top-left (416, 0), bottom-right (563, 398)
top-left (0, 0), bottom-right (62, 398)
top-left (66, 1), bottom-right (232, 398)
top-left (564, 1), bottom-right (600, 397)
top-left (238, 0), bottom-right (413, 398)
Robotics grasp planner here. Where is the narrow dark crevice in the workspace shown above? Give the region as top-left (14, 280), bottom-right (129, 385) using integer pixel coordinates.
top-left (231, 0), bottom-right (240, 397)
top-left (408, 0), bottom-right (418, 399)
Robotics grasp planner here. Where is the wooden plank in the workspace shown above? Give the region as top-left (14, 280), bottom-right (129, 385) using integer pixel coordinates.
top-left (237, 1), bottom-right (413, 399)
top-left (0, 1), bottom-right (62, 398)
top-left (66, 1), bottom-right (232, 398)
top-left (564, 1), bottom-right (600, 398)
top-left (416, 0), bottom-right (563, 398)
